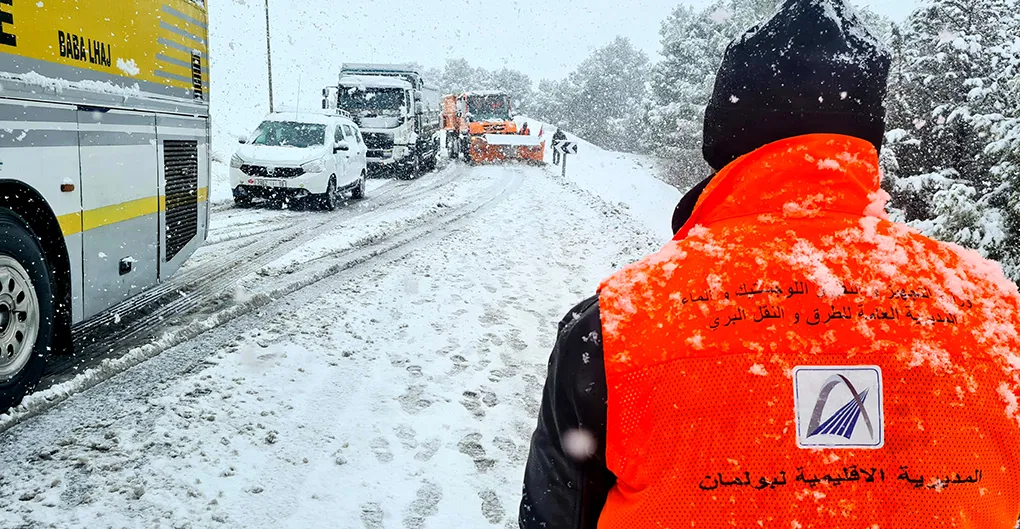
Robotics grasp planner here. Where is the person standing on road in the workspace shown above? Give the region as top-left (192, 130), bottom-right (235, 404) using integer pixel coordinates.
top-left (518, 1), bottom-right (1020, 528)
top-left (552, 127), bottom-right (568, 165)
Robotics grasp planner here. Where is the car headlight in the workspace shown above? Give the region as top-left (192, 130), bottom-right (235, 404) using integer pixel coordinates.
top-left (230, 154), bottom-right (244, 168)
top-left (301, 158), bottom-right (327, 173)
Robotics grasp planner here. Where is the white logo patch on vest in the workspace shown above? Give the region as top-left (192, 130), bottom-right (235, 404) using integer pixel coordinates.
top-left (794, 366), bottom-right (884, 449)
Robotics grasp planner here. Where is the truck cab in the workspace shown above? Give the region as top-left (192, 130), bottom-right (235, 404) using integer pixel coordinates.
top-left (324, 64), bottom-right (440, 179)
top-left (442, 91), bottom-right (545, 164)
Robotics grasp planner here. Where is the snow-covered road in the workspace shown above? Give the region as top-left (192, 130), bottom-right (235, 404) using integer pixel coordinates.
top-left (0, 155), bottom-right (670, 528)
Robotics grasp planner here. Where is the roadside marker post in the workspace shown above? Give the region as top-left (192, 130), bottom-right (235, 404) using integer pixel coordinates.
top-left (554, 140), bottom-right (578, 177)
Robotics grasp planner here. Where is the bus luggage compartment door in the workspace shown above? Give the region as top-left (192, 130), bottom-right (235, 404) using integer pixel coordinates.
top-left (78, 109), bottom-right (160, 320)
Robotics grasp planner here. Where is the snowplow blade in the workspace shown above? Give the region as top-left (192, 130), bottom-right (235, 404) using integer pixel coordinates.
top-left (470, 135), bottom-right (546, 164)
top-left (483, 134), bottom-right (544, 147)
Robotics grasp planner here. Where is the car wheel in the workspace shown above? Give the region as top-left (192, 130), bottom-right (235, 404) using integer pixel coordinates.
top-left (351, 172), bottom-right (367, 199)
top-left (321, 177), bottom-right (339, 211)
top-left (0, 211), bottom-right (54, 412)
top-left (232, 189), bottom-right (253, 208)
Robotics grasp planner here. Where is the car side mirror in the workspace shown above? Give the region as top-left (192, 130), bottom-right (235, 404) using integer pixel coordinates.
top-left (415, 101), bottom-right (424, 114)
top-left (238, 134), bottom-right (248, 144)
top-left (334, 140), bottom-right (350, 153)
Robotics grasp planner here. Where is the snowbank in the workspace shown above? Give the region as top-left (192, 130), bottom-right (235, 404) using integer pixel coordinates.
top-left (524, 119), bottom-right (683, 242)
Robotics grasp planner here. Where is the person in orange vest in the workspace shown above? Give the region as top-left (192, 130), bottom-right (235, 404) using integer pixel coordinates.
top-left (520, 122), bottom-right (531, 136)
top-left (518, 1), bottom-right (1020, 528)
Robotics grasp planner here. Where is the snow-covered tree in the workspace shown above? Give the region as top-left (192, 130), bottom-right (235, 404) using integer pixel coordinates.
top-left (531, 37), bottom-right (648, 152)
top-left (428, 59), bottom-right (536, 114)
top-left (565, 37), bottom-right (648, 151)
top-left (640, 0), bottom-right (888, 176)
top-left (641, 2), bottom-right (736, 173)
top-left (883, 0), bottom-right (1020, 280)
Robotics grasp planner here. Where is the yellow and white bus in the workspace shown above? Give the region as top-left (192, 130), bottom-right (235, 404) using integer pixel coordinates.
top-left (0, 0), bottom-right (210, 408)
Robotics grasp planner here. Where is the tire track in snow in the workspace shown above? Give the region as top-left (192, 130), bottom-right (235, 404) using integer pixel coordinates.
top-left (0, 164), bottom-right (523, 433)
top-left (68, 165), bottom-right (463, 343)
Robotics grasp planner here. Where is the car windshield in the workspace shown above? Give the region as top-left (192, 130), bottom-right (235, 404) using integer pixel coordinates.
top-left (339, 87), bottom-right (405, 117)
top-left (467, 95), bottom-right (510, 121)
top-left (249, 121), bottom-right (326, 148)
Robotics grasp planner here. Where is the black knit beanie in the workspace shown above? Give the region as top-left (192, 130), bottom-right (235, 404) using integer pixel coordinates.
top-left (702, 0), bottom-right (892, 171)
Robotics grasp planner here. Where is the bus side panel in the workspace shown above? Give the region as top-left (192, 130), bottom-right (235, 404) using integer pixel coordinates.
top-left (1, 0), bottom-right (210, 116)
top-left (0, 99), bottom-right (85, 323)
top-left (157, 114), bottom-right (209, 280)
top-left (78, 110), bottom-right (160, 320)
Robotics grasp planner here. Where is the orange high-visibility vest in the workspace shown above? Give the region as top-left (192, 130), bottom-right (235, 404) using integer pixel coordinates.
top-left (598, 134), bottom-right (1020, 529)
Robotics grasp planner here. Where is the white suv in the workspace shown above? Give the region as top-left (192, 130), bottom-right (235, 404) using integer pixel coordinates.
top-left (230, 111), bottom-right (368, 210)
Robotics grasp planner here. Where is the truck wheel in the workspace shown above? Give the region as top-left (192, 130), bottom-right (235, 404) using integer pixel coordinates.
top-left (0, 211), bottom-right (55, 412)
top-left (448, 134), bottom-right (459, 160)
top-left (462, 137), bottom-right (472, 162)
top-left (398, 152), bottom-right (421, 181)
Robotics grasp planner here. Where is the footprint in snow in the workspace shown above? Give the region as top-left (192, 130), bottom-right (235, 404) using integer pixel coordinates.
top-left (414, 438), bottom-right (441, 462)
top-left (479, 489), bottom-right (506, 525)
top-left (397, 385), bottom-right (434, 415)
top-left (448, 355), bottom-right (469, 376)
top-left (460, 391), bottom-right (486, 419)
top-left (370, 437), bottom-right (393, 463)
top-left (458, 433), bottom-right (497, 473)
top-left (478, 307), bottom-right (507, 327)
top-left (402, 480), bottom-right (443, 529)
top-left (361, 502), bottom-right (385, 529)
top-left (482, 332), bottom-right (504, 347)
top-left (395, 425), bottom-right (418, 450)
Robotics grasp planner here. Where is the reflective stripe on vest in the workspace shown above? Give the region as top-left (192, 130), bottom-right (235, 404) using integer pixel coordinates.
top-left (597, 134), bottom-right (1020, 529)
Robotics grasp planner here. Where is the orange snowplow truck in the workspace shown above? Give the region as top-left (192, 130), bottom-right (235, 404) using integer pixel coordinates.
top-left (442, 92), bottom-right (545, 164)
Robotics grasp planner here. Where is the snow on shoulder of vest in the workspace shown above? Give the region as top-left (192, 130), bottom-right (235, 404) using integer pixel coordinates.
top-left (599, 240), bottom-right (690, 348)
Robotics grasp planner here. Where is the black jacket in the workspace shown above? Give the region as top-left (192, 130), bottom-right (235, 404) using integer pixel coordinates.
top-left (519, 177), bottom-right (713, 529)
top-left (519, 296), bottom-right (613, 529)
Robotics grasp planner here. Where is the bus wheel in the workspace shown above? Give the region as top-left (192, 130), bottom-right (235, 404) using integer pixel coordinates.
top-left (0, 211), bottom-right (54, 412)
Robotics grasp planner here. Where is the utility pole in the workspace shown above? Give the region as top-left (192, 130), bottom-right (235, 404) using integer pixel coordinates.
top-left (264, 0), bottom-right (275, 112)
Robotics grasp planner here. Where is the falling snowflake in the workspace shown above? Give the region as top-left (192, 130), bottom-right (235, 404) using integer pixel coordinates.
top-left (709, 7), bottom-right (733, 24)
top-left (936, 29), bottom-right (959, 46)
top-left (563, 429), bottom-right (596, 460)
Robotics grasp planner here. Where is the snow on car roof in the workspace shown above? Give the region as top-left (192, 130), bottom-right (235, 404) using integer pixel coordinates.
top-left (464, 90), bottom-right (507, 97)
top-left (339, 75), bottom-right (412, 90)
top-left (263, 111), bottom-right (342, 125)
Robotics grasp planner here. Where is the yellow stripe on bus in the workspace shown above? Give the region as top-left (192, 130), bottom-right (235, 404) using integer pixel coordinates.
top-left (82, 196), bottom-right (160, 231)
top-left (57, 212), bottom-right (82, 236)
top-left (59, 187), bottom-right (210, 236)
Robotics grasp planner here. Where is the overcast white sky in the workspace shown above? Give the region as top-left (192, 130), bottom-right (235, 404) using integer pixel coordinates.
top-left (315, 0), bottom-right (920, 81)
top-left (222, 0), bottom-right (922, 116)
